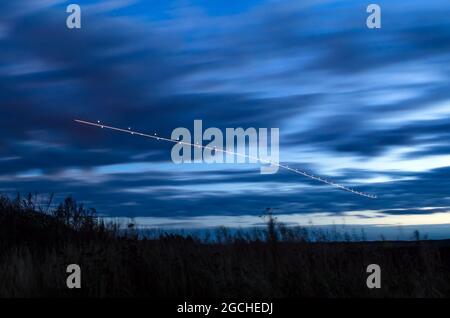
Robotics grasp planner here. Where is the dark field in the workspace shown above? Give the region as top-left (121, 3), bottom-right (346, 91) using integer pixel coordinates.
top-left (1, 194), bottom-right (449, 298)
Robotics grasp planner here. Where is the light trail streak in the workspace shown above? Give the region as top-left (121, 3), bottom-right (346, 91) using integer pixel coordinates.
top-left (75, 119), bottom-right (377, 199)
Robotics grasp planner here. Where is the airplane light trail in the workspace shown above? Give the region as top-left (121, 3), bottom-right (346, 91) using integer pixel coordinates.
top-left (74, 119), bottom-right (377, 199)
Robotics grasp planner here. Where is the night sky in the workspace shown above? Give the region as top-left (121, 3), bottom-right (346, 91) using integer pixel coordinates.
top-left (1, 0), bottom-right (450, 236)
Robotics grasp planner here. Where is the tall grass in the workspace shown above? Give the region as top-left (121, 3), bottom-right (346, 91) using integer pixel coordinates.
top-left (0, 194), bottom-right (449, 298)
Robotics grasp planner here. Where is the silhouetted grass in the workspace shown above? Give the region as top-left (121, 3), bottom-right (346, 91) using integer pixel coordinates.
top-left (0, 194), bottom-right (449, 298)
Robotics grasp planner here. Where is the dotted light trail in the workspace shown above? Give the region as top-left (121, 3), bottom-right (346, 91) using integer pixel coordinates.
top-left (75, 119), bottom-right (377, 199)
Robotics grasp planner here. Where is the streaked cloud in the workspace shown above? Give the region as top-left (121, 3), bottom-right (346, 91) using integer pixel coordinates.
top-left (0, 0), bottom-right (450, 232)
